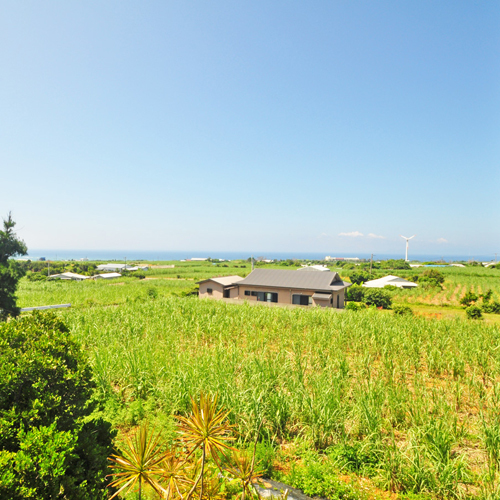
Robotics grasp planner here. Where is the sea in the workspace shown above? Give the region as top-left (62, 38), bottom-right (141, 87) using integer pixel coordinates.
top-left (22, 250), bottom-right (496, 263)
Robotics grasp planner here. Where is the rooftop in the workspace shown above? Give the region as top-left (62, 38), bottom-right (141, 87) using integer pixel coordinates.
top-left (237, 269), bottom-right (350, 292)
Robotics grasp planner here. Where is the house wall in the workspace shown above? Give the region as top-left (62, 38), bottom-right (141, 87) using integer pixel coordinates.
top-left (199, 281), bottom-right (225, 299)
top-left (238, 285), bottom-right (345, 308)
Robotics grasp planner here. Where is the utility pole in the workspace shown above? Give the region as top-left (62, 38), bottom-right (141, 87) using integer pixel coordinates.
top-left (370, 254), bottom-right (374, 274)
top-left (251, 255), bottom-right (254, 271)
top-left (47, 261), bottom-right (50, 277)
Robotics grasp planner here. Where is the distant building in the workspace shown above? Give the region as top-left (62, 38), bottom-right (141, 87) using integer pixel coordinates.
top-left (298, 265), bottom-right (330, 272)
top-left (96, 263), bottom-right (134, 272)
top-left (48, 272), bottom-right (89, 281)
top-left (325, 256), bottom-right (360, 262)
top-left (198, 269), bottom-right (351, 309)
top-left (93, 273), bottom-right (122, 279)
top-left (362, 275), bottom-right (417, 289)
top-left (190, 258), bottom-right (208, 261)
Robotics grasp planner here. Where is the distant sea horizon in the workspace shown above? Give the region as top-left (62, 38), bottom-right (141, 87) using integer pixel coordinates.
top-left (22, 249), bottom-right (496, 263)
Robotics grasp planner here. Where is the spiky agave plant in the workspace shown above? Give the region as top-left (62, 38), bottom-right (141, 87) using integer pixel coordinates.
top-left (108, 422), bottom-right (167, 500)
top-left (176, 393), bottom-right (235, 499)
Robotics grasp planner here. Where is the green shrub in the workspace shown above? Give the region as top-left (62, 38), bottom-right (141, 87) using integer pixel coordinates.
top-left (393, 304), bottom-right (413, 316)
top-left (460, 292), bottom-right (479, 307)
top-left (466, 305), bottom-right (483, 320)
top-left (147, 287), bottom-right (158, 299)
top-left (346, 284), bottom-right (365, 302)
top-left (364, 289), bottom-right (392, 309)
top-left (349, 272), bottom-right (371, 285)
top-left (345, 302), bottom-right (362, 311)
top-left (0, 312), bottom-right (114, 499)
top-left (483, 301), bottom-right (500, 314)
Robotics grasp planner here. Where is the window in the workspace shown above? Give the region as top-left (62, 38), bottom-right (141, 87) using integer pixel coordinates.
top-left (257, 292), bottom-right (278, 303)
top-left (292, 294), bottom-right (310, 306)
top-left (207, 288), bottom-right (213, 295)
top-left (248, 290), bottom-right (278, 302)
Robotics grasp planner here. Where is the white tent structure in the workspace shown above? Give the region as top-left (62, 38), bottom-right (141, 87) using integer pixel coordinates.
top-left (48, 272), bottom-right (90, 281)
top-left (363, 275), bottom-right (418, 289)
top-left (93, 273), bottom-right (122, 279)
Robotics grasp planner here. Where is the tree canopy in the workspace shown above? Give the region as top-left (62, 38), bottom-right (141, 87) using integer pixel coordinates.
top-left (0, 312), bottom-right (114, 499)
top-left (0, 213), bottom-right (28, 320)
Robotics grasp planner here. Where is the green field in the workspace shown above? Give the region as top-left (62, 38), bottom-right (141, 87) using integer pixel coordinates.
top-left (15, 261), bottom-right (500, 499)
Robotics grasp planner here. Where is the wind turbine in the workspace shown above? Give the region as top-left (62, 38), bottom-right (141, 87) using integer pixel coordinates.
top-left (400, 235), bottom-right (415, 262)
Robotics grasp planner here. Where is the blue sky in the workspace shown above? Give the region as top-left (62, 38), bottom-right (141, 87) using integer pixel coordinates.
top-left (1, 1), bottom-right (499, 258)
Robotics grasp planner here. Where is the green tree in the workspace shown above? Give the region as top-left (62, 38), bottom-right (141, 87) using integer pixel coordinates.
top-left (0, 312), bottom-right (115, 499)
top-left (346, 284), bottom-right (365, 302)
top-left (0, 213), bottom-right (28, 320)
top-left (364, 288), bottom-right (392, 309)
top-left (349, 271), bottom-right (371, 285)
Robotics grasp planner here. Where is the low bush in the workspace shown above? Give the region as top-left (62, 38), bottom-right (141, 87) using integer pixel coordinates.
top-left (482, 301), bottom-right (500, 314)
top-left (466, 305), bottom-right (483, 320)
top-left (349, 272), bottom-right (371, 285)
top-left (345, 302), bottom-right (364, 312)
top-left (393, 304), bottom-right (413, 316)
top-left (364, 289), bottom-right (392, 309)
top-left (346, 284), bottom-right (365, 302)
top-left (460, 292), bottom-right (479, 307)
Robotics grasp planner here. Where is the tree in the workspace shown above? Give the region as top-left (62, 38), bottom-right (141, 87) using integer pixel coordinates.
top-left (349, 271), bottom-right (371, 285)
top-left (364, 288), bottom-right (392, 309)
top-left (346, 284), bottom-right (365, 302)
top-left (0, 312), bottom-right (115, 499)
top-left (0, 213), bottom-right (28, 320)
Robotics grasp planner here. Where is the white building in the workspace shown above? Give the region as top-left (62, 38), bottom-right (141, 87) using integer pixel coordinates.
top-left (298, 265), bottom-right (330, 272)
top-left (96, 263), bottom-right (134, 272)
top-left (363, 275), bottom-right (418, 289)
top-left (48, 272), bottom-right (90, 281)
top-left (93, 273), bottom-right (122, 279)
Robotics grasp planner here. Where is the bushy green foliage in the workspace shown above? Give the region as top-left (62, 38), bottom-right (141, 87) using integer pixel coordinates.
top-left (418, 269), bottom-right (445, 289)
top-left (345, 301), bottom-right (365, 312)
top-left (483, 301), bottom-right (500, 314)
top-left (460, 291), bottom-right (479, 307)
top-left (363, 288), bottom-right (392, 309)
top-left (381, 259), bottom-right (411, 270)
top-left (465, 305), bottom-right (483, 320)
top-left (281, 449), bottom-right (368, 499)
top-left (0, 213), bottom-right (28, 320)
top-left (0, 313), bottom-right (114, 499)
top-left (346, 284), bottom-right (365, 302)
top-left (348, 271), bottom-right (371, 285)
top-left (393, 304), bottom-right (413, 316)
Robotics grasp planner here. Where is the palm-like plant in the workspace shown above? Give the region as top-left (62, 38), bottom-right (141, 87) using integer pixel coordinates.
top-left (225, 449), bottom-right (264, 500)
top-left (108, 423), bottom-right (167, 500)
top-left (176, 393), bottom-right (235, 499)
top-left (158, 451), bottom-right (193, 499)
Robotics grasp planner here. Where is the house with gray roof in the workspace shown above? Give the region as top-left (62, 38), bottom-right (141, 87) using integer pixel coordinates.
top-left (198, 269), bottom-right (351, 308)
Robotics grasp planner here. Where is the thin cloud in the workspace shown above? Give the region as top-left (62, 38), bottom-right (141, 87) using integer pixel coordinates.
top-left (367, 233), bottom-right (385, 239)
top-left (339, 231), bottom-right (364, 237)
top-left (437, 238), bottom-right (448, 244)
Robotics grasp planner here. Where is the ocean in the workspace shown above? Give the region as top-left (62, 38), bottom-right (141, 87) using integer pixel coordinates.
top-left (23, 249), bottom-right (495, 263)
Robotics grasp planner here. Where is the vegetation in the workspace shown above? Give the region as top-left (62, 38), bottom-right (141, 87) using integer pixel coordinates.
top-left (0, 213), bottom-right (27, 320)
top-left (0, 312), bottom-right (114, 499)
top-left (7, 258), bottom-right (500, 498)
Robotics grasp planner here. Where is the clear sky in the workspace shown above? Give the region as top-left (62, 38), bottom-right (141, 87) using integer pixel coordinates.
top-left (1, 1), bottom-right (499, 258)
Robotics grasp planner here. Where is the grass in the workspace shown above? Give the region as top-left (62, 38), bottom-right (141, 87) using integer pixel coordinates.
top-left (14, 261), bottom-right (500, 499)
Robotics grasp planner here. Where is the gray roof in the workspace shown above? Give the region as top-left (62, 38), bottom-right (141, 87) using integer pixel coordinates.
top-left (237, 269), bottom-right (351, 292)
top-left (197, 275), bottom-right (244, 286)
